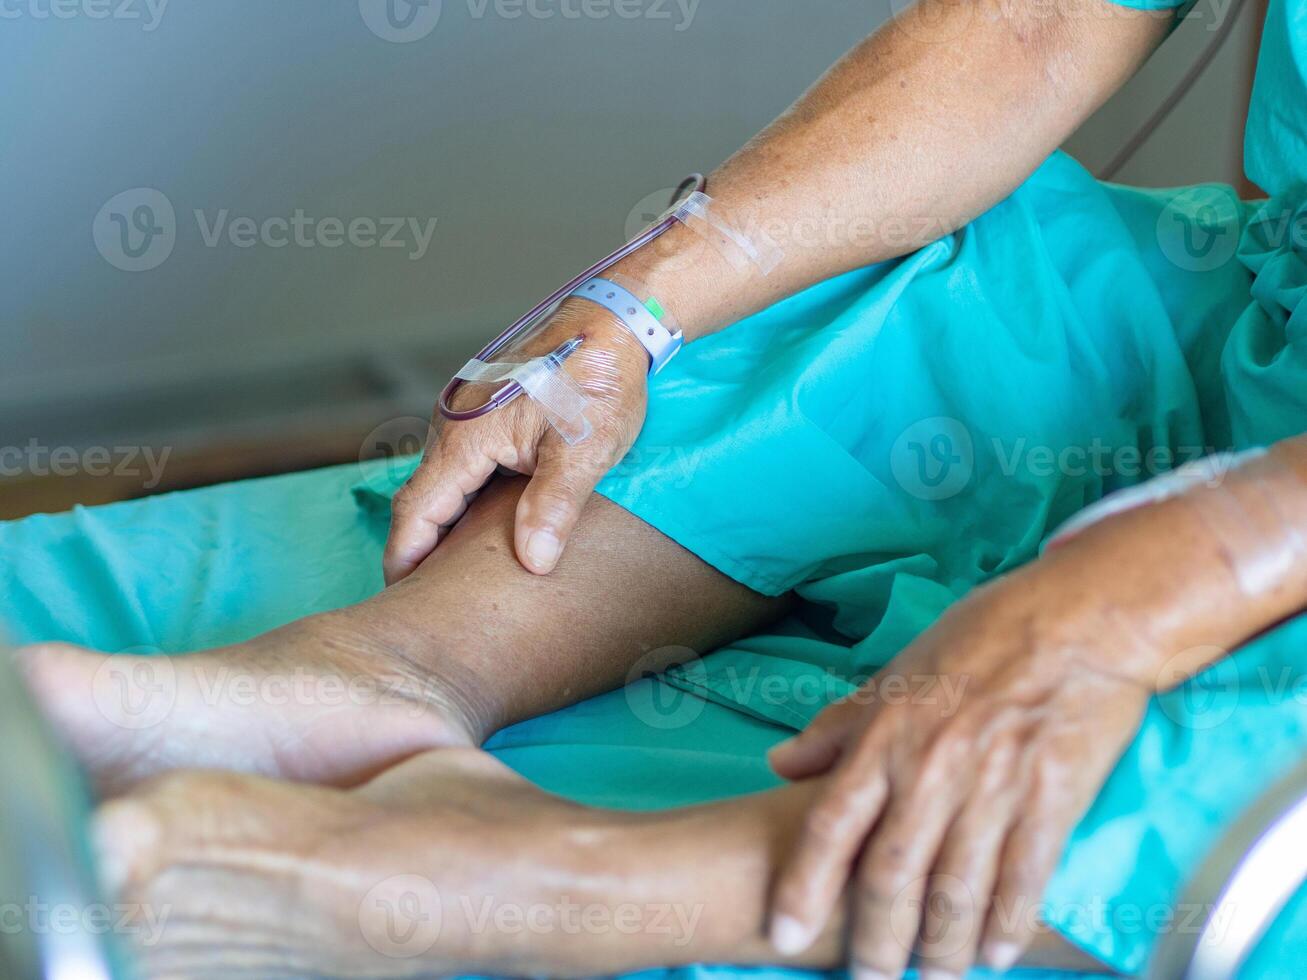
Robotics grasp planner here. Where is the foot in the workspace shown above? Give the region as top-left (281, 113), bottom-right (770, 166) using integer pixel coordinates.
top-left (16, 620), bottom-right (481, 797)
top-left (97, 750), bottom-right (664, 979)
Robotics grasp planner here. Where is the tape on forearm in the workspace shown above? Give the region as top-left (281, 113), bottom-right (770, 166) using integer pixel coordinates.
top-left (1186, 452), bottom-right (1307, 596)
top-left (1048, 451), bottom-right (1267, 548)
top-left (667, 191), bottom-right (784, 276)
top-left (453, 355), bottom-right (593, 446)
top-left (1049, 447), bottom-right (1307, 598)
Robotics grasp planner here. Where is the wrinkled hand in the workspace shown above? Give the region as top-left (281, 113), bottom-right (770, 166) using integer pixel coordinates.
top-left (768, 568), bottom-right (1153, 978)
top-left (384, 300), bottom-right (650, 581)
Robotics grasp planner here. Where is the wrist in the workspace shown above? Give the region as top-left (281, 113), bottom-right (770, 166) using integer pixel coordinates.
top-left (1032, 555), bottom-right (1178, 691)
top-left (608, 222), bottom-right (756, 342)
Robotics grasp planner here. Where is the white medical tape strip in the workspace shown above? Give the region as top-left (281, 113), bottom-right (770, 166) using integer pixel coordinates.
top-left (1046, 449), bottom-right (1268, 549)
top-left (455, 356), bottom-right (594, 446)
top-left (669, 191), bottom-right (784, 276)
top-left (1204, 454), bottom-right (1307, 596)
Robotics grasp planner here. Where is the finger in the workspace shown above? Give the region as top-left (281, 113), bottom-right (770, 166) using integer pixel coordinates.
top-left (512, 439), bottom-right (610, 574)
top-left (383, 439), bottom-right (499, 584)
top-left (769, 730), bottom-right (891, 957)
top-left (768, 699), bottom-right (864, 780)
top-left (916, 748), bottom-right (1020, 978)
top-left (849, 739), bottom-right (974, 979)
top-left (980, 803), bottom-right (1073, 972)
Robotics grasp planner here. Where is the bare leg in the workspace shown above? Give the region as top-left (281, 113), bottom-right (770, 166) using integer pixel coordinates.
top-left (20, 476), bottom-right (789, 794)
top-left (99, 749), bottom-right (1106, 978)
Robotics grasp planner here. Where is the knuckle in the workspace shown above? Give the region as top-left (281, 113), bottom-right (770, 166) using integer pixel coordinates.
top-left (982, 735), bottom-right (1021, 782)
top-left (804, 800), bottom-right (855, 845)
top-left (389, 483), bottom-right (426, 515)
top-left (862, 864), bottom-right (916, 905)
top-left (931, 726), bottom-right (974, 765)
top-left (916, 733), bottom-right (970, 793)
top-left (527, 486), bottom-right (586, 521)
top-left (863, 842), bottom-right (919, 898)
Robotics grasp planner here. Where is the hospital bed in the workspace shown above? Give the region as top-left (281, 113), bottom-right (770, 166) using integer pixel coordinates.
top-left (3, 460), bottom-right (1306, 979)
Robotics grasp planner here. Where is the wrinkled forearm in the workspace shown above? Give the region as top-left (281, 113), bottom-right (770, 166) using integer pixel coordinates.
top-left (1032, 435), bottom-right (1307, 690)
top-left (611, 0), bottom-right (1171, 341)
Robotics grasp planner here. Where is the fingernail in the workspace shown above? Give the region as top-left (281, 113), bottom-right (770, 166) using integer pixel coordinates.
top-left (920, 970), bottom-right (961, 980)
top-left (525, 530), bottom-right (561, 571)
top-left (984, 940), bottom-right (1022, 971)
top-left (770, 914), bottom-right (815, 956)
top-left (849, 967), bottom-right (891, 980)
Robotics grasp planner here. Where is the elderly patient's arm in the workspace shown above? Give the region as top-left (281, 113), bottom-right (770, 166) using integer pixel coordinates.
top-left (386, 0), bottom-right (1177, 582)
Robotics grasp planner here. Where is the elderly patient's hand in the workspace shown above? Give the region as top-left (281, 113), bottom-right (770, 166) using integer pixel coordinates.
top-left (384, 298), bottom-right (651, 582)
top-left (767, 557), bottom-right (1154, 979)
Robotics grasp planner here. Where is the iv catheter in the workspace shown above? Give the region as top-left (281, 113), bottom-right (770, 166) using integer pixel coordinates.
top-left (438, 173), bottom-right (707, 423)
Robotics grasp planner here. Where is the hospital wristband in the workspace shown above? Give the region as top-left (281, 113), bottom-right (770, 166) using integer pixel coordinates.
top-left (568, 277), bottom-right (683, 375)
